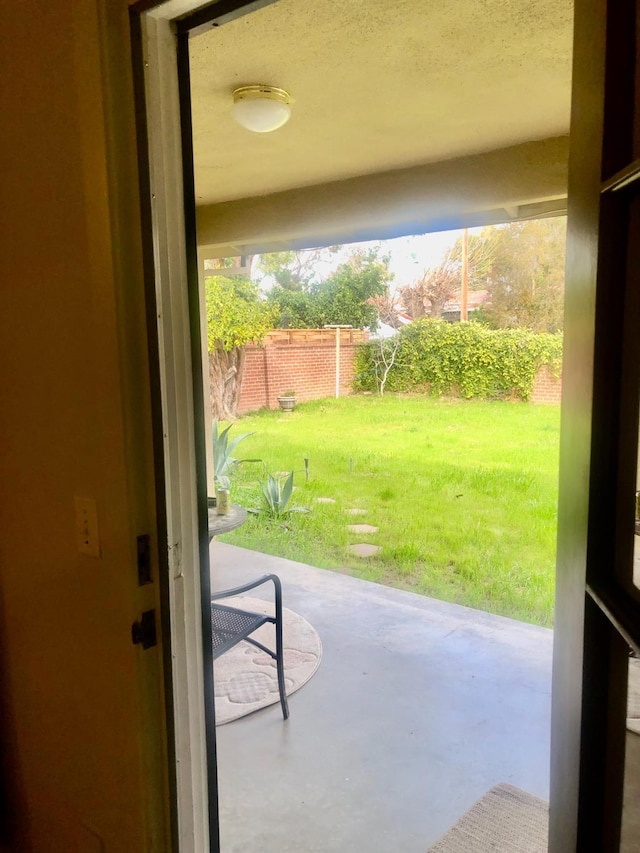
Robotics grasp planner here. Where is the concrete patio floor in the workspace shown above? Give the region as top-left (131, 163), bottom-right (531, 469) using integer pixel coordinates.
top-left (211, 541), bottom-right (553, 853)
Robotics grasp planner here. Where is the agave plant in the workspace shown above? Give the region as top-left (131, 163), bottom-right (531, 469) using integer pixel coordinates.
top-left (255, 472), bottom-right (309, 518)
top-left (212, 420), bottom-right (260, 489)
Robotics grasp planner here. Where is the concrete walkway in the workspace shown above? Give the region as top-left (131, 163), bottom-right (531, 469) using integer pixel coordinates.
top-left (211, 542), bottom-right (553, 853)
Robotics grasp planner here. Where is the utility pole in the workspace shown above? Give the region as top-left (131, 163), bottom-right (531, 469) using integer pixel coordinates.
top-left (324, 324), bottom-right (353, 397)
top-left (461, 227), bottom-right (469, 322)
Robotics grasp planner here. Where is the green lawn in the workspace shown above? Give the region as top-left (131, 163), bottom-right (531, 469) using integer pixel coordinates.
top-left (220, 395), bottom-right (561, 627)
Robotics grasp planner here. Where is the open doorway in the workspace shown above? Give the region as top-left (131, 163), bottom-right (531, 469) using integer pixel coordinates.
top-left (182, 2), bottom-right (569, 849)
top-left (198, 243), bottom-right (562, 851)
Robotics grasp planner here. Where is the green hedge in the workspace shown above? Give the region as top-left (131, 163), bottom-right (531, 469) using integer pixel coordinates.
top-left (354, 319), bottom-right (563, 400)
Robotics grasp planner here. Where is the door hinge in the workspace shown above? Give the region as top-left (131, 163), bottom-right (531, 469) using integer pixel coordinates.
top-left (137, 534), bottom-right (153, 585)
top-left (131, 609), bottom-right (157, 649)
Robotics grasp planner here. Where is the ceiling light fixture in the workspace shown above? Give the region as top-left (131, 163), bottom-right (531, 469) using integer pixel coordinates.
top-left (231, 85), bottom-right (291, 133)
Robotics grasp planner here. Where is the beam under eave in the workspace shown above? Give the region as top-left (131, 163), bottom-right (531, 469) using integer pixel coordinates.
top-left (195, 135), bottom-right (569, 256)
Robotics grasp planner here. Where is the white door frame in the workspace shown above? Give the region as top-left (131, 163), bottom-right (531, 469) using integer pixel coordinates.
top-left (134, 4), bottom-right (593, 852)
top-left (133, 4), bottom-right (284, 849)
top-left (135, 4), bottom-right (215, 850)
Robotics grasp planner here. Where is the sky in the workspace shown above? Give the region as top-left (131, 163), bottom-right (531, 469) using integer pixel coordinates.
top-left (372, 230), bottom-right (464, 291)
top-left (254, 227), bottom-right (485, 294)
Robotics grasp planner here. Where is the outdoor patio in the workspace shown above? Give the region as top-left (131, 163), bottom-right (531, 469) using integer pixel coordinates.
top-left (211, 541), bottom-right (553, 853)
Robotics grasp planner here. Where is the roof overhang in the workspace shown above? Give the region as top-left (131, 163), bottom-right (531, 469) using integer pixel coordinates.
top-left (188, 0), bottom-right (572, 255)
top-left (196, 135), bottom-right (568, 257)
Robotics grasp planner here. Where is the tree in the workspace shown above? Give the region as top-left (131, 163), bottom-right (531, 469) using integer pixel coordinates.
top-left (448, 232), bottom-right (496, 290)
top-left (368, 291), bottom-right (401, 328)
top-left (450, 218), bottom-right (567, 331)
top-left (206, 275), bottom-right (274, 420)
top-left (257, 247), bottom-right (340, 292)
top-left (264, 287), bottom-right (317, 328)
top-left (314, 248), bottom-right (391, 329)
top-left (266, 246), bottom-right (392, 329)
top-left (399, 254), bottom-right (459, 320)
top-left (370, 336), bottom-right (401, 395)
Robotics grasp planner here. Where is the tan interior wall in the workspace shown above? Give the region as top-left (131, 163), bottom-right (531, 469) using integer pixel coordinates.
top-left (0, 1), bottom-right (168, 849)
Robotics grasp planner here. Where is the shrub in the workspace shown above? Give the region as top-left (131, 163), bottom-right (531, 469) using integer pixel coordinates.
top-left (354, 319), bottom-right (562, 400)
top-left (249, 472), bottom-right (310, 518)
top-left (212, 420), bottom-right (260, 489)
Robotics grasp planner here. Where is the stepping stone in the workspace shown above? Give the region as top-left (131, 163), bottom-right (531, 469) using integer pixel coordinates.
top-left (347, 508), bottom-right (367, 516)
top-left (315, 497), bottom-right (336, 504)
top-left (348, 524), bottom-right (379, 534)
top-left (347, 543), bottom-right (381, 558)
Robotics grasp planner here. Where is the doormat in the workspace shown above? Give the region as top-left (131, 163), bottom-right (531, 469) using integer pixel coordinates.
top-left (213, 596), bottom-right (322, 725)
top-left (426, 784), bottom-right (548, 853)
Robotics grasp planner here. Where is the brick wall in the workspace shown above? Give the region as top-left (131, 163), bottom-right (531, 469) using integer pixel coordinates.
top-left (236, 335), bottom-right (562, 412)
top-left (530, 365), bottom-right (562, 404)
top-left (238, 334), bottom-right (364, 414)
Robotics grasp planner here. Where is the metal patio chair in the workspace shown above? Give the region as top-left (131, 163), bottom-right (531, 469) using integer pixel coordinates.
top-left (211, 573), bottom-right (289, 720)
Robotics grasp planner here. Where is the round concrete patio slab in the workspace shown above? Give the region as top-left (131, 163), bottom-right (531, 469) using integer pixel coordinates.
top-left (346, 508), bottom-right (367, 515)
top-left (315, 497), bottom-right (336, 504)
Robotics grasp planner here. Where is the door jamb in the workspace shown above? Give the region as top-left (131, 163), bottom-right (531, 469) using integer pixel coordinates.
top-left (131, 7), bottom-right (211, 851)
top-left (130, 2), bottom-right (271, 850)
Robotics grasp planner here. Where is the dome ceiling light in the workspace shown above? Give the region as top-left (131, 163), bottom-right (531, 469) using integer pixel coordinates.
top-left (231, 85), bottom-right (292, 133)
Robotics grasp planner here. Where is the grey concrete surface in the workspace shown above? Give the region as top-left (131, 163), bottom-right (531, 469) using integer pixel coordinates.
top-left (622, 730), bottom-right (640, 853)
top-left (211, 542), bottom-right (552, 853)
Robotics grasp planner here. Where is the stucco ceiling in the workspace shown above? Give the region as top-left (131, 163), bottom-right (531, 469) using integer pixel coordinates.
top-left (188, 0), bottom-right (573, 208)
